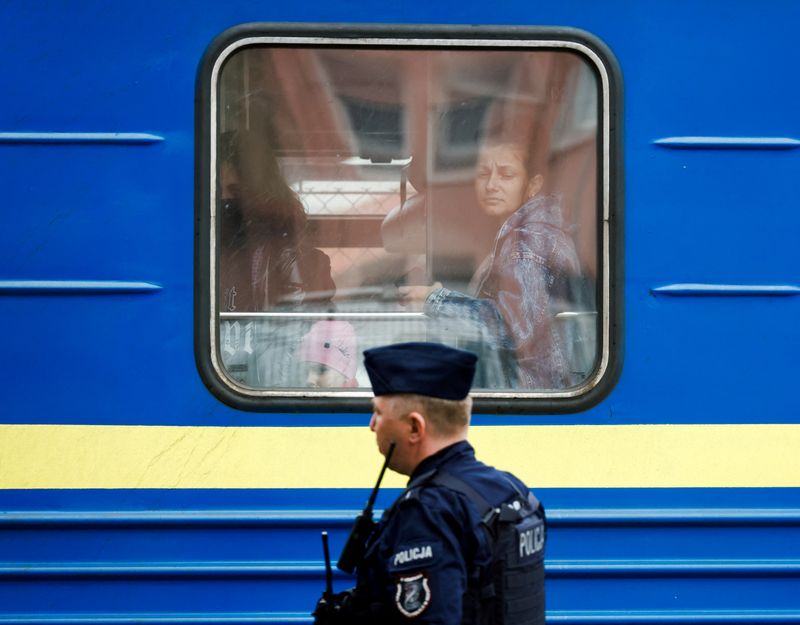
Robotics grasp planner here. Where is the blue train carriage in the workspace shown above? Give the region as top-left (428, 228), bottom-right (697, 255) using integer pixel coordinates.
top-left (1, 2), bottom-right (799, 624)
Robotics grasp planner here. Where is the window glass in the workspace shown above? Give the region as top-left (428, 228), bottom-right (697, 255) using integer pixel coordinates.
top-left (213, 42), bottom-right (603, 395)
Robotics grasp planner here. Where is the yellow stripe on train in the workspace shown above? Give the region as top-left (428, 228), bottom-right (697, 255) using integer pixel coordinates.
top-left (1, 424), bottom-right (798, 489)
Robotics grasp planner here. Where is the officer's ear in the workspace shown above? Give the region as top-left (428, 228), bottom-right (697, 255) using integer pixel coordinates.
top-left (406, 411), bottom-right (426, 443)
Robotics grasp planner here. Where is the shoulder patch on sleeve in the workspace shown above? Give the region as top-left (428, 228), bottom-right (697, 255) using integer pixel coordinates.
top-left (395, 573), bottom-right (431, 618)
top-left (387, 540), bottom-right (441, 572)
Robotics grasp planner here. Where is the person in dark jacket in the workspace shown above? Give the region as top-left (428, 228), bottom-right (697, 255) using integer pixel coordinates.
top-left (217, 130), bottom-right (335, 387)
top-left (218, 130), bottom-right (334, 314)
top-left (314, 342), bottom-right (546, 625)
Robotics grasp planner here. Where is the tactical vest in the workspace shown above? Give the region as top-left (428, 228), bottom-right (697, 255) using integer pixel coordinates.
top-left (428, 471), bottom-right (546, 625)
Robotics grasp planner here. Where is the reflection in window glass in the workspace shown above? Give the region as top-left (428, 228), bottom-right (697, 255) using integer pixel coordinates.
top-left (215, 44), bottom-right (601, 393)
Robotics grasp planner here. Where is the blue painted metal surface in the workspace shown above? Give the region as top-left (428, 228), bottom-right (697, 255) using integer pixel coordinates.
top-left (0, 488), bottom-right (799, 620)
top-left (1, 0), bottom-right (799, 623)
top-left (0, 0), bottom-right (797, 427)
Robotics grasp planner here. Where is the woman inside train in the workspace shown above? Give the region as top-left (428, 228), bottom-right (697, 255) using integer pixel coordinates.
top-left (403, 140), bottom-right (582, 390)
top-left (217, 129), bottom-right (336, 387)
top-left (218, 129), bottom-right (334, 315)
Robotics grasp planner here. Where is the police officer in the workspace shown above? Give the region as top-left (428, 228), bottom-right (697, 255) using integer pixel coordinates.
top-left (315, 342), bottom-right (546, 625)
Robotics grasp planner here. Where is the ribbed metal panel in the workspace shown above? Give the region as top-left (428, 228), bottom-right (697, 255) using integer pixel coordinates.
top-left (4, 508), bottom-right (799, 526)
top-left (0, 615), bottom-right (312, 624)
top-left (2, 559), bottom-right (799, 579)
top-left (2, 506), bottom-right (797, 619)
top-left (3, 610), bottom-right (800, 624)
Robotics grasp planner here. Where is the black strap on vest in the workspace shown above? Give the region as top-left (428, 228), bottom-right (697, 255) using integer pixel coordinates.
top-left (430, 471), bottom-right (542, 522)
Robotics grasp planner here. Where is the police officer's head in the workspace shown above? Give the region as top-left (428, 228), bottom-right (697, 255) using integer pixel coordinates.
top-left (363, 342), bottom-right (477, 475)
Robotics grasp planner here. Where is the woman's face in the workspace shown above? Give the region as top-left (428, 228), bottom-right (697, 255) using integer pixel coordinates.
top-left (474, 144), bottom-right (530, 218)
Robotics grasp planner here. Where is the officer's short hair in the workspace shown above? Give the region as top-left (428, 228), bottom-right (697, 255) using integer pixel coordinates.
top-left (391, 393), bottom-right (472, 436)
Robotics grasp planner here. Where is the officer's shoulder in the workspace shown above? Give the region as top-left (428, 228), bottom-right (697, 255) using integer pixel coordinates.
top-left (500, 470), bottom-right (531, 495)
top-left (442, 466), bottom-right (532, 509)
top-left (399, 481), bottom-right (471, 514)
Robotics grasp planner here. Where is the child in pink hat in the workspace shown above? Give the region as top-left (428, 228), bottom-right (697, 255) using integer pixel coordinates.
top-left (298, 320), bottom-right (358, 388)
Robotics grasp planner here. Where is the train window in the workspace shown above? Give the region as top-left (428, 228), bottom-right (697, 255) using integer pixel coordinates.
top-left (198, 26), bottom-right (620, 410)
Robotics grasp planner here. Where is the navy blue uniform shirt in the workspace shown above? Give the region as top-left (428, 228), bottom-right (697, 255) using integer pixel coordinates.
top-left (354, 440), bottom-right (533, 624)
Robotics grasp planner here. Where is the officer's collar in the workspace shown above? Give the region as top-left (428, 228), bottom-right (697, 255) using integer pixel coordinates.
top-left (408, 440), bottom-right (474, 486)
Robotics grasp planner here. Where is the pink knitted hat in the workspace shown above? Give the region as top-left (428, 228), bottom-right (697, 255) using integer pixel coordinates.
top-left (298, 320), bottom-right (358, 380)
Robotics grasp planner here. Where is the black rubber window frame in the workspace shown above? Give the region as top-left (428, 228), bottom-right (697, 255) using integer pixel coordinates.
top-left (194, 22), bottom-right (623, 414)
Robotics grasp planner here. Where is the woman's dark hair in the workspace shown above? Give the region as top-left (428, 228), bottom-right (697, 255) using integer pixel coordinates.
top-left (218, 129), bottom-right (307, 239)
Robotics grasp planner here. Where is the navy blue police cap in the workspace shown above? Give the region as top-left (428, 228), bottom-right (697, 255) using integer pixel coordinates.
top-left (363, 342), bottom-right (478, 400)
